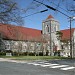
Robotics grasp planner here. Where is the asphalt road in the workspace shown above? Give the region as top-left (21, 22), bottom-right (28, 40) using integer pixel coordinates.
top-left (0, 59), bottom-right (75, 75)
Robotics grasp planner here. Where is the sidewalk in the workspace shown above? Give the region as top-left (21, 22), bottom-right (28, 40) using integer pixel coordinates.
top-left (0, 58), bottom-right (75, 66)
top-left (0, 58), bottom-right (28, 63)
top-left (0, 58), bottom-right (10, 61)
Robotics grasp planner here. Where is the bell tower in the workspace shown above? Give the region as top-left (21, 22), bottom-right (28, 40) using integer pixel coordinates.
top-left (42, 15), bottom-right (59, 35)
top-left (42, 15), bottom-right (61, 55)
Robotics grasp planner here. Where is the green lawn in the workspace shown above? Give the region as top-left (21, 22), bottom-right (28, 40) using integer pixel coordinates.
top-left (0, 56), bottom-right (70, 60)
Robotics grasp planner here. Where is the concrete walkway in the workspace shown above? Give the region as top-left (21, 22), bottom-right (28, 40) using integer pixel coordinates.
top-left (0, 58), bottom-right (27, 63)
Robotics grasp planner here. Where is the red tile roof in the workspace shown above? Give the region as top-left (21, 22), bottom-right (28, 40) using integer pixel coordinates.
top-left (0, 23), bottom-right (42, 41)
top-left (0, 23), bottom-right (75, 42)
top-left (46, 15), bottom-right (54, 19)
top-left (61, 28), bottom-right (75, 40)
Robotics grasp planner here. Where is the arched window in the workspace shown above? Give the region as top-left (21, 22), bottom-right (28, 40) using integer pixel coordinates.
top-left (5, 41), bottom-right (10, 50)
top-left (54, 26), bottom-right (56, 32)
top-left (45, 25), bottom-right (49, 33)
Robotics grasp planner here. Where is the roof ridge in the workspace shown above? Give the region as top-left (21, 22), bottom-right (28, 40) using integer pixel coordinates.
top-left (61, 28), bottom-right (75, 31)
top-left (0, 23), bottom-right (41, 31)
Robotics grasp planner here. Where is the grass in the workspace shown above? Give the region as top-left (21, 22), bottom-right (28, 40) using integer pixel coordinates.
top-left (0, 56), bottom-right (70, 61)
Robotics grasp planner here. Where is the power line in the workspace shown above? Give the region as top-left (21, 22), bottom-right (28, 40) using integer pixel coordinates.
top-left (33, 0), bottom-right (56, 11)
top-left (34, 0), bottom-right (70, 18)
top-left (50, 2), bottom-right (73, 16)
top-left (22, 9), bottom-right (48, 18)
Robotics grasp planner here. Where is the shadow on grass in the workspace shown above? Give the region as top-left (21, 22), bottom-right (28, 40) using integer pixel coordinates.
top-left (0, 56), bottom-right (72, 60)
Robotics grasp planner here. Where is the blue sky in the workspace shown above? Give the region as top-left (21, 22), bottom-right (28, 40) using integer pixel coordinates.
top-left (15, 0), bottom-right (75, 30)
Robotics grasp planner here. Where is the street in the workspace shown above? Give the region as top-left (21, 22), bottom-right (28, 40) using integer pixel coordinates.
top-left (0, 58), bottom-right (75, 75)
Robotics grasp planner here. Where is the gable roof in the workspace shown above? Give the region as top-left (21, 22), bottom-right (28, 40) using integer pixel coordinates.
top-left (0, 23), bottom-right (42, 41)
top-left (61, 28), bottom-right (75, 40)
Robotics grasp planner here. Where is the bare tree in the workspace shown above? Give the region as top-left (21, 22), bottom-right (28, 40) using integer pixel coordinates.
top-left (0, 0), bottom-right (24, 25)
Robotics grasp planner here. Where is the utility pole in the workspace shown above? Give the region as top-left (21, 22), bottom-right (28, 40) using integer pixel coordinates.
top-left (70, 17), bottom-right (72, 58)
top-left (34, 0), bottom-right (73, 58)
top-left (50, 21), bottom-right (52, 56)
top-left (69, 17), bottom-right (75, 58)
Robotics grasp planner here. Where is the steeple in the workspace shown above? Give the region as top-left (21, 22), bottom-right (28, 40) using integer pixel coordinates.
top-left (46, 15), bottom-right (54, 19)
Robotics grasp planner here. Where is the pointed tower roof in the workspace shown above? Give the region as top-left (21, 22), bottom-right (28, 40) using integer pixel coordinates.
top-left (46, 15), bottom-right (54, 19)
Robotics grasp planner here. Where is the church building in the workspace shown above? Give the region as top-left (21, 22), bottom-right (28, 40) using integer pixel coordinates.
top-left (0, 15), bottom-right (75, 57)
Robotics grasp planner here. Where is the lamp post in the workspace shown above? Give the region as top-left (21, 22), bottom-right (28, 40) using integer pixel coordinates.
top-left (34, 0), bottom-right (73, 58)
